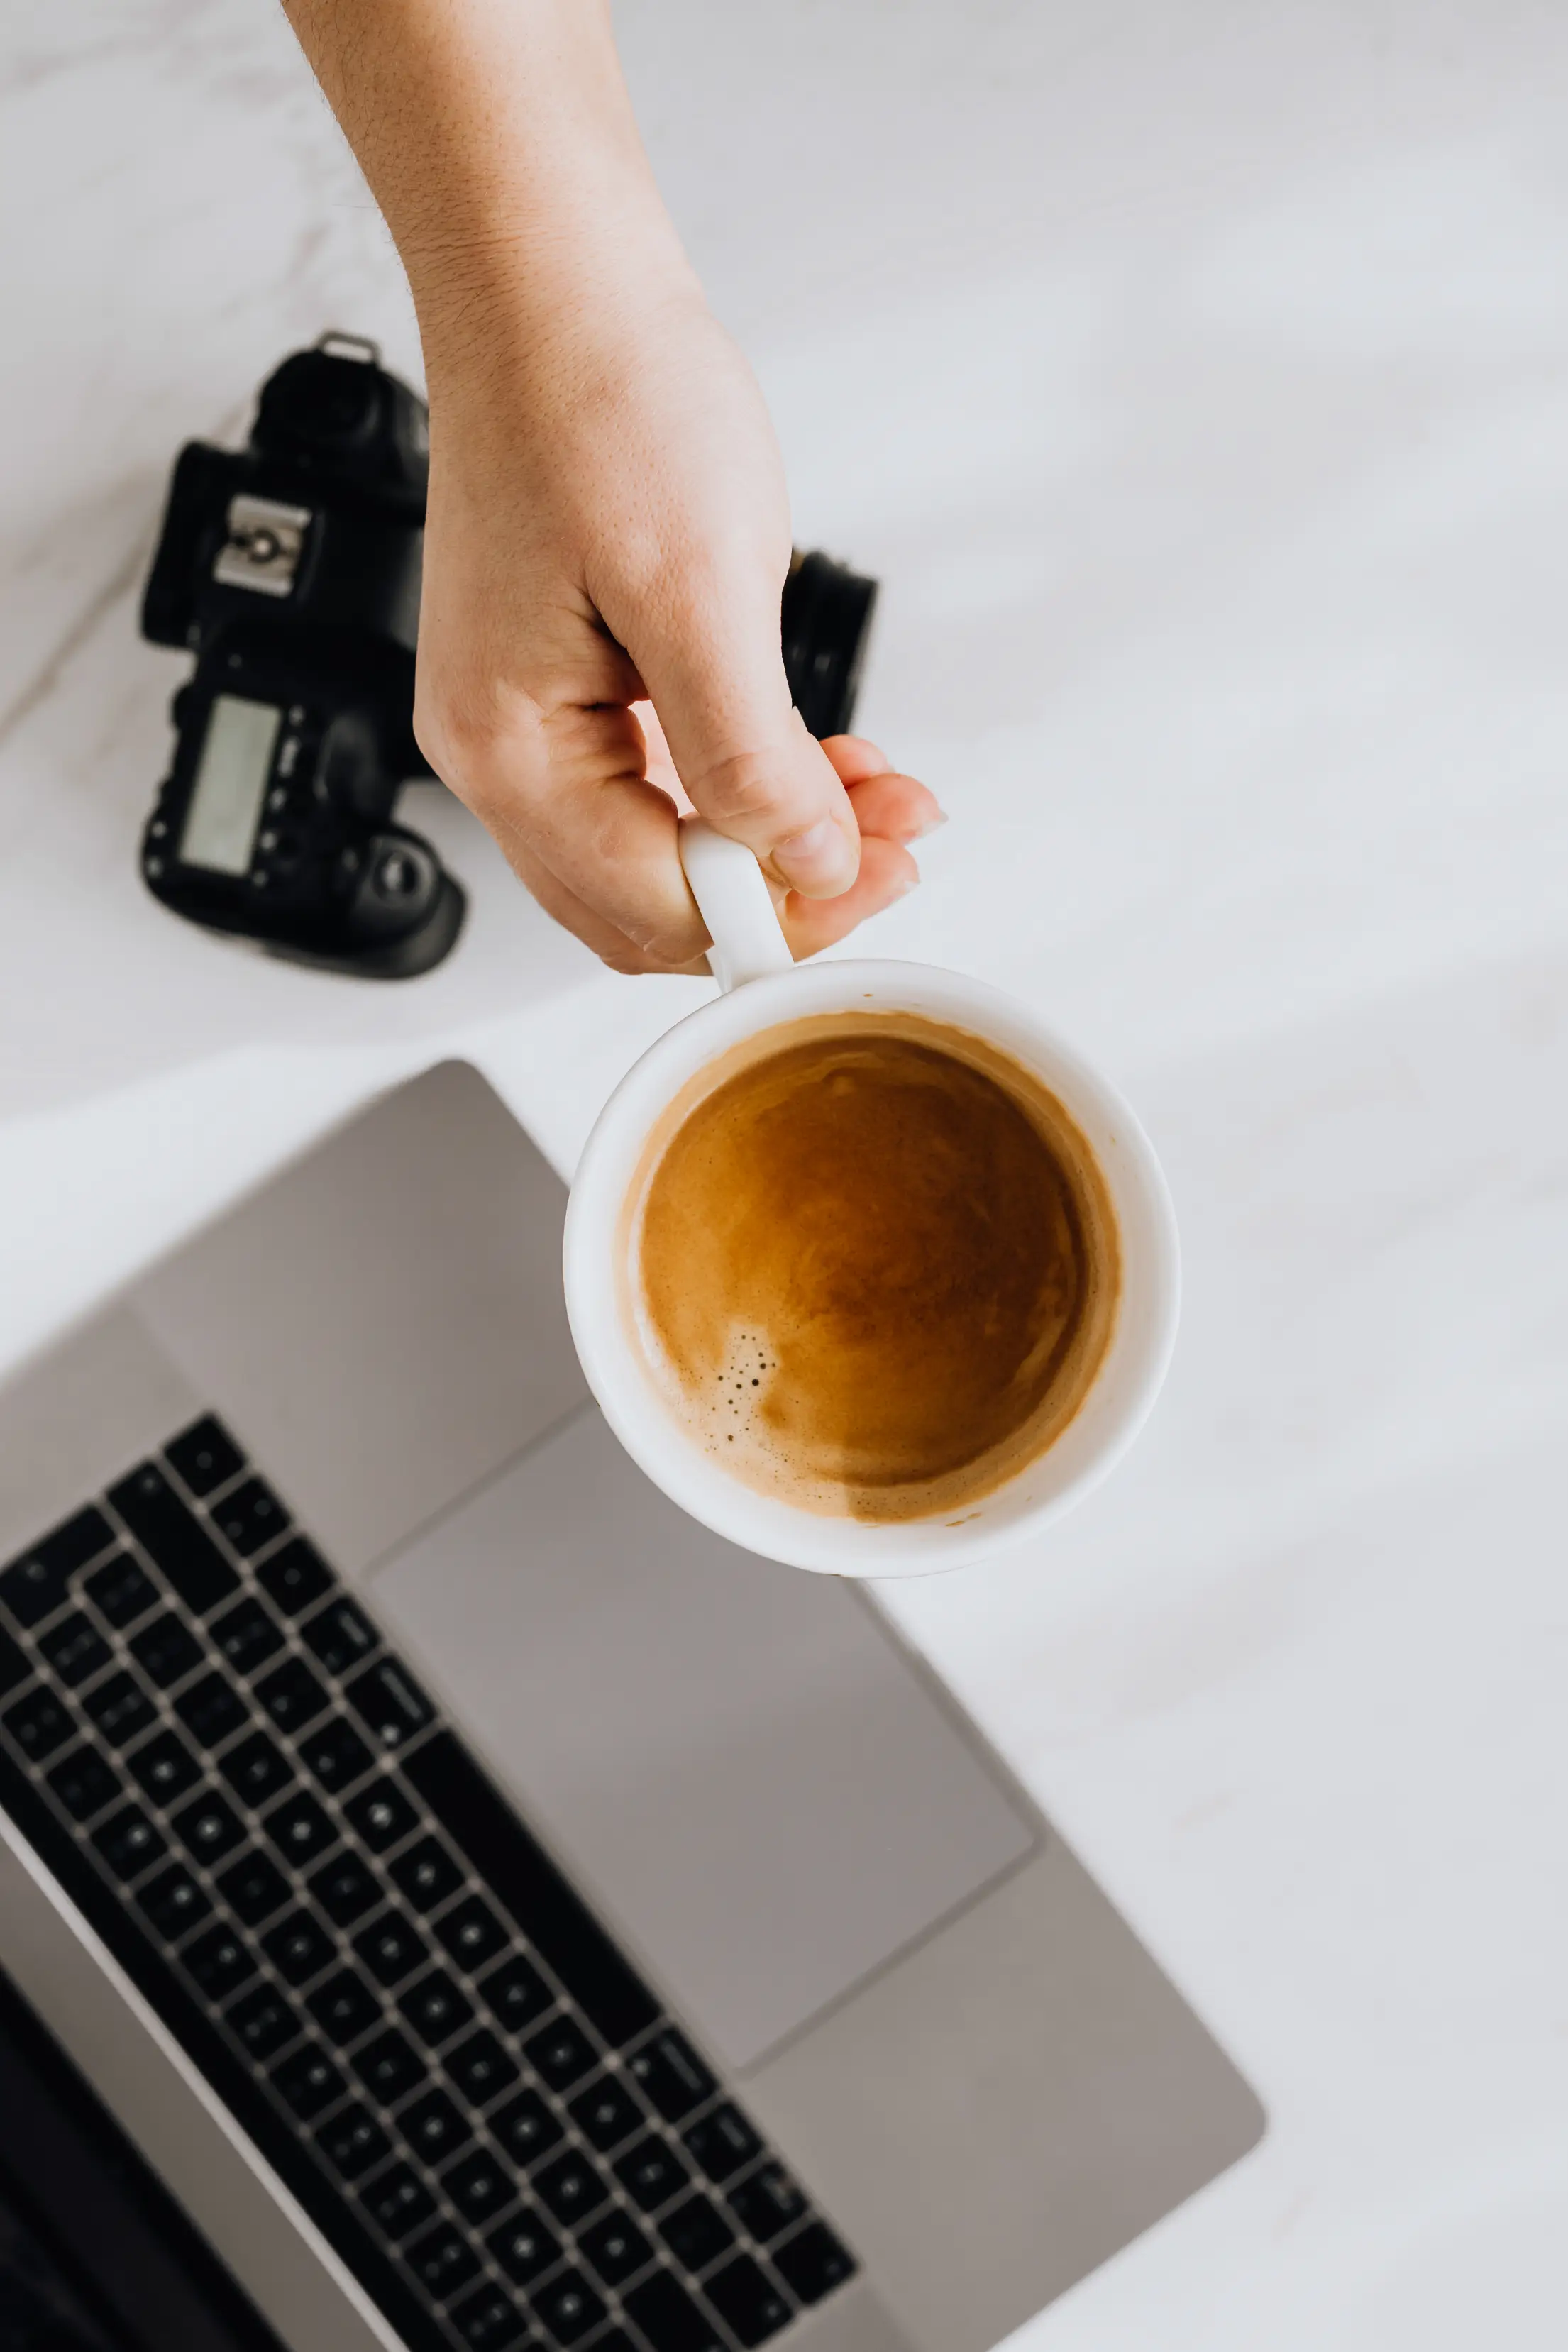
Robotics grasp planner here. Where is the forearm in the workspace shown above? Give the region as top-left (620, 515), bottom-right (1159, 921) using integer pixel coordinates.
top-left (278, 0), bottom-right (697, 346)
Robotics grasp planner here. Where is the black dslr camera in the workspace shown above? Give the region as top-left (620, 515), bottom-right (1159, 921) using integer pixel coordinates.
top-left (140, 335), bottom-right (878, 979)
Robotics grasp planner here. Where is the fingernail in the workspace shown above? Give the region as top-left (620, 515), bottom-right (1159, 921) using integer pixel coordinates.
top-left (773, 818), bottom-right (858, 893)
top-left (889, 868), bottom-right (921, 900)
top-left (907, 809), bottom-right (949, 842)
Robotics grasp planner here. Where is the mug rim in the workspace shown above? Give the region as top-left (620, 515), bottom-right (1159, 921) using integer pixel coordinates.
top-left (563, 957), bottom-right (1180, 1575)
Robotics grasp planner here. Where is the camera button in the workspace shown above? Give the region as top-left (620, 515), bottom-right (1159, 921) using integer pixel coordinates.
top-left (372, 849), bottom-right (425, 902)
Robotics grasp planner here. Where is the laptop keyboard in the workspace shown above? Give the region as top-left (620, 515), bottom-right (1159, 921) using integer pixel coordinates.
top-left (0, 1417), bottom-right (856, 2352)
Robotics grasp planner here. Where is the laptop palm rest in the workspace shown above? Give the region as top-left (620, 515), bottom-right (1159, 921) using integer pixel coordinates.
top-left (368, 1408), bottom-right (1036, 2075)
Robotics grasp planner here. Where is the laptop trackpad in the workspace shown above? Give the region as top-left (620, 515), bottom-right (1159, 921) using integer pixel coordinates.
top-left (370, 1410), bottom-right (1035, 2072)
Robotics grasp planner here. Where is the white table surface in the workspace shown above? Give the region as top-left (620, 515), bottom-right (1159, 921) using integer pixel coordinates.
top-left (5, 4), bottom-right (1568, 2344)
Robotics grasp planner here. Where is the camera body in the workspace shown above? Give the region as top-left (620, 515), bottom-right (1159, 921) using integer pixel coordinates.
top-left (140, 337), bottom-right (877, 978)
top-left (140, 335), bottom-right (459, 977)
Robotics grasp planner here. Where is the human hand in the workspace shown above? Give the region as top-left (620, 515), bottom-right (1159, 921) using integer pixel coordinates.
top-left (278, 0), bottom-right (942, 971)
top-left (412, 280), bottom-right (943, 972)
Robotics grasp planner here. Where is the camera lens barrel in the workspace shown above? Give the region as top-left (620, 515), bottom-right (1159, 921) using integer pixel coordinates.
top-left (782, 551), bottom-right (878, 741)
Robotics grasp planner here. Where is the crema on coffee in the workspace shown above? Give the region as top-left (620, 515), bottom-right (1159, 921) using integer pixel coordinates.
top-left (623, 1011), bottom-right (1120, 1522)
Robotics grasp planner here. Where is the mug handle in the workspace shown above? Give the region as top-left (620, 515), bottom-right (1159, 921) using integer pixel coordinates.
top-left (678, 819), bottom-right (795, 993)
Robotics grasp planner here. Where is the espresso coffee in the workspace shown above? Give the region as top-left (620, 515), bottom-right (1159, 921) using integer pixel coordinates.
top-left (626, 1012), bottom-right (1120, 1521)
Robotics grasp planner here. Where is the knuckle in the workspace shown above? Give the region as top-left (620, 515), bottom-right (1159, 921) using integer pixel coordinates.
top-left (413, 671), bottom-right (546, 810)
top-left (687, 747), bottom-right (797, 831)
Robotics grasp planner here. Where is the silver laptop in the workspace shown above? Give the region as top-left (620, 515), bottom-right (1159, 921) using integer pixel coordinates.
top-left (0, 1061), bottom-right (1262, 2352)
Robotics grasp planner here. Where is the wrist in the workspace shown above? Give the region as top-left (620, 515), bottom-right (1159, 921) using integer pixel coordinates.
top-left (367, 0), bottom-right (689, 342)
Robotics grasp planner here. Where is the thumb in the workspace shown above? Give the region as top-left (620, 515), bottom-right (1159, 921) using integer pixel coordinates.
top-left (628, 578), bottom-right (861, 899)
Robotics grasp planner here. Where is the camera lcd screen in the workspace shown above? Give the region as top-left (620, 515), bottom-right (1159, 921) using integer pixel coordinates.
top-left (180, 695), bottom-right (280, 876)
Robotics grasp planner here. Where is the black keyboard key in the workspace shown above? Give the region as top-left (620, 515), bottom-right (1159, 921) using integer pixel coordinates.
top-left (256, 1536), bottom-right (333, 1617)
top-left (623, 2271), bottom-right (726, 2352)
top-left (300, 1596), bottom-right (378, 1679)
top-left (353, 1914), bottom-right (429, 1988)
top-left (216, 1848), bottom-right (291, 1928)
top-left (442, 2146), bottom-right (514, 2225)
top-left (172, 1789), bottom-right (246, 1862)
top-left (434, 1896), bottom-right (510, 1972)
top-left (0, 1627), bottom-right (28, 1697)
top-left (37, 1611), bottom-right (111, 1688)
top-left (309, 1852), bottom-right (380, 1926)
top-left (1, 1508), bottom-right (114, 1627)
top-left (183, 1923), bottom-right (258, 2001)
top-left (534, 2151), bottom-right (609, 2228)
top-left (209, 1476), bottom-right (288, 1559)
top-left (400, 2088), bottom-right (470, 2165)
top-left (226, 1982), bottom-right (300, 2063)
top-left (342, 1777), bottom-right (419, 1853)
top-left (298, 1715), bottom-right (375, 1794)
top-left (360, 2161), bottom-right (436, 2242)
top-left (451, 2285), bottom-right (529, 2351)
top-left (9, 1685), bottom-right (82, 1764)
top-left (704, 2256), bottom-right (792, 2347)
top-left (210, 1597), bottom-right (284, 1677)
top-left (46, 1745), bottom-right (122, 1823)
top-left (399, 1970), bottom-right (474, 2048)
top-left (405, 2220), bottom-right (480, 2299)
top-left (531, 2268), bottom-right (606, 2345)
top-left (84, 1552), bottom-right (157, 1630)
top-left (316, 2103), bottom-right (392, 2182)
top-left (175, 1672), bottom-right (248, 1750)
top-left (580, 2211), bottom-right (655, 2288)
top-left (477, 1955), bottom-right (553, 2036)
top-left (487, 2208), bottom-right (563, 2287)
top-left (270, 2042), bottom-right (345, 2120)
top-left (630, 2033), bottom-right (716, 2125)
top-left (126, 1728), bottom-right (202, 1804)
top-left (82, 1672), bottom-right (156, 1749)
top-left (218, 1730), bottom-right (294, 1808)
top-left (658, 2195), bottom-right (734, 2274)
top-left (683, 2105), bottom-right (761, 2185)
top-left (307, 1970), bottom-right (382, 2046)
top-left (262, 1909), bottom-right (338, 1984)
top-left (725, 2165), bottom-right (807, 2245)
top-left (614, 2138), bottom-right (691, 2215)
top-left (570, 2075), bottom-right (646, 2153)
top-left (129, 1612), bottom-right (204, 1689)
top-left (351, 2026), bottom-right (426, 2105)
top-left (525, 2016), bottom-right (598, 2092)
top-left (109, 1464), bottom-right (239, 1615)
top-left (490, 2089), bottom-right (563, 2167)
top-left (263, 1790), bottom-right (337, 1867)
top-left (165, 1415), bottom-right (245, 1498)
top-left (92, 1805), bottom-right (166, 1881)
top-left (343, 1658), bottom-right (434, 1751)
top-left (446, 2028), bottom-right (519, 2105)
top-left (138, 1864), bottom-right (211, 1940)
top-left (404, 1735), bottom-right (658, 2048)
top-left (387, 1836), bottom-right (463, 1913)
top-left (255, 1657), bottom-right (330, 1734)
top-left (771, 2224), bottom-right (854, 2304)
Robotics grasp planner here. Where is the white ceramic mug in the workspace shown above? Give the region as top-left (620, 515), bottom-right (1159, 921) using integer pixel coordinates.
top-left (563, 822), bottom-right (1180, 1575)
